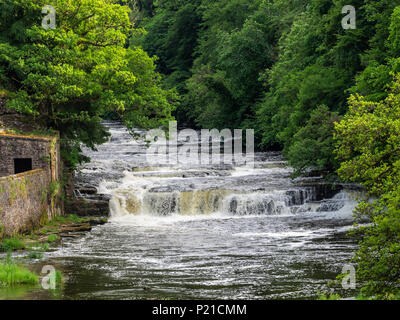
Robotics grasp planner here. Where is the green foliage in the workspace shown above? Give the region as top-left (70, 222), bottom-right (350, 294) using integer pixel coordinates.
top-left (39, 243), bottom-right (50, 252)
top-left (335, 75), bottom-right (400, 299)
top-left (133, 0), bottom-right (400, 175)
top-left (0, 0), bottom-right (176, 169)
top-left (186, 0), bottom-right (277, 129)
top-left (53, 214), bottom-right (84, 224)
top-left (47, 234), bottom-right (59, 243)
top-left (55, 270), bottom-right (64, 286)
top-left (133, 1), bottom-right (400, 299)
top-left (335, 76), bottom-right (400, 196)
top-left (0, 253), bottom-right (39, 286)
top-left (287, 105), bottom-right (340, 178)
top-left (132, 0), bottom-right (200, 125)
top-left (348, 62), bottom-right (392, 101)
top-left (26, 251), bottom-right (43, 260)
top-left (318, 292), bottom-right (342, 300)
top-left (38, 228), bottom-right (52, 235)
top-left (255, 0), bottom-right (370, 173)
top-left (0, 238), bottom-right (26, 252)
top-left (26, 241), bottom-right (50, 252)
top-left (49, 181), bottom-right (60, 199)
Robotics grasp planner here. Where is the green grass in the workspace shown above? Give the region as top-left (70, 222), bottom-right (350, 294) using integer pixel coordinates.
top-left (38, 228), bottom-right (52, 235)
top-left (0, 238), bottom-right (26, 252)
top-left (0, 254), bottom-right (39, 287)
top-left (55, 270), bottom-right (63, 286)
top-left (26, 242), bottom-right (50, 253)
top-left (47, 234), bottom-right (59, 243)
top-left (53, 214), bottom-right (84, 224)
top-left (39, 243), bottom-right (50, 252)
top-left (318, 292), bottom-right (342, 300)
top-left (26, 251), bottom-right (43, 260)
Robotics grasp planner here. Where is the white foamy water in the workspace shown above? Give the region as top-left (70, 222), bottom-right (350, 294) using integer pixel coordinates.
top-left (29, 121), bottom-right (362, 300)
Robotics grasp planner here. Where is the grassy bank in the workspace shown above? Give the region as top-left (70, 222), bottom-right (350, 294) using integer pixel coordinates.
top-left (0, 214), bottom-right (107, 254)
top-left (0, 253), bottom-right (38, 287)
top-left (0, 214), bottom-right (104, 292)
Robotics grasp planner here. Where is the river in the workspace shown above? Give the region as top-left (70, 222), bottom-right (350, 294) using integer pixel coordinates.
top-left (3, 122), bottom-right (360, 299)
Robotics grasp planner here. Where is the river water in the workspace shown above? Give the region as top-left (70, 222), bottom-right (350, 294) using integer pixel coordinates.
top-left (4, 122), bottom-right (361, 299)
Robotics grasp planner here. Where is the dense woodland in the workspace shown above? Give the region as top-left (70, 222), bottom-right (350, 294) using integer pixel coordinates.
top-left (132, 2), bottom-right (400, 298)
top-left (1, 0), bottom-right (400, 299)
top-left (129, 0), bottom-right (400, 178)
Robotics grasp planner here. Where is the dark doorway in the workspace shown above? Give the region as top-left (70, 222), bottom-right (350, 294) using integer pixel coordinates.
top-left (14, 158), bottom-right (32, 174)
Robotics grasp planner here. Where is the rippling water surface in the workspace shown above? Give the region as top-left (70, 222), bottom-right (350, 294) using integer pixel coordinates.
top-left (3, 122), bottom-right (360, 299)
top-left (40, 214), bottom-right (357, 299)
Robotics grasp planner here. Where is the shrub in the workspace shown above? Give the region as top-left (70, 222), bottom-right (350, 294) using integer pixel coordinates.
top-left (0, 238), bottom-right (26, 252)
top-left (0, 254), bottom-right (39, 286)
top-left (47, 234), bottom-right (59, 243)
top-left (26, 252), bottom-right (43, 260)
top-left (334, 75), bottom-right (400, 298)
top-left (55, 270), bottom-right (64, 286)
top-left (318, 292), bottom-right (342, 300)
top-left (287, 105), bottom-right (340, 178)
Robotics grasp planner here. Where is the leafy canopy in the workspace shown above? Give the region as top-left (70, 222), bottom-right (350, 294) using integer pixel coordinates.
top-left (335, 75), bottom-right (400, 299)
top-left (0, 0), bottom-right (177, 167)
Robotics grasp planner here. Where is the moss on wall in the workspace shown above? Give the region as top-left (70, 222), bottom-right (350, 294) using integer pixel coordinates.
top-left (0, 169), bottom-right (58, 237)
top-left (0, 132), bottom-right (63, 237)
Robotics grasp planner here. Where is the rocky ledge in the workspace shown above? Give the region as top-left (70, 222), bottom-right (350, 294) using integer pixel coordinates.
top-left (66, 186), bottom-right (110, 217)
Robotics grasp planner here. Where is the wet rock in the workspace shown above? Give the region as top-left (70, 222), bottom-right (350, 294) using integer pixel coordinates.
top-left (144, 193), bottom-right (177, 216)
top-left (316, 201), bottom-right (345, 212)
top-left (60, 223), bottom-right (92, 233)
top-left (83, 217), bottom-right (108, 226)
top-left (149, 186), bottom-right (175, 193)
top-left (77, 187), bottom-right (98, 195)
top-left (229, 198), bottom-right (238, 215)
top-left (208, 164), bottom-right (234, 171)
top-left (286, 190), bottom-right (307, 206)
top-left (66, 199), bottom-right (109, 217)
top-left (59, 233), bottom-right (81, 238)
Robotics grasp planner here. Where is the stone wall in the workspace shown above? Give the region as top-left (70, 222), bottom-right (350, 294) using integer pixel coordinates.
top-left (0, 132), bottom-right (63, 237)
top-left (0, 133), bottom-right (55, 177)
top-left (0, 169), bottom-right (54, 236)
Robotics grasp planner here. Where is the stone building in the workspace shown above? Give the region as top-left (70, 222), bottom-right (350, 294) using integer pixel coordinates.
top-left (0, 125), bottom-right (62, 236)
top-left (0, 133), bottom-right (59, 178)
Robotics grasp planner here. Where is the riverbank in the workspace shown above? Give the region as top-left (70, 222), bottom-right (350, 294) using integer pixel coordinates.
top-left (0, 214), bottom-right (108, 298)
top-left (1, 214), bottom-right (107, 253)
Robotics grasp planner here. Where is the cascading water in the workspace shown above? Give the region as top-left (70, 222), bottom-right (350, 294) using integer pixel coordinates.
top-left (21, 122), bottom-right (362, 300)
top-left (86, 122), bottom-right (348, 219)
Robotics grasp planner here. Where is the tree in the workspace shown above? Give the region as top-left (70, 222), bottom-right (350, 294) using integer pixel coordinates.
top-left (186, 0), bottom-right (278, 130)
top-left (128, 0), bottom-right (400, 185)
top-left (256, 0), bottom-right (372, 174)
top-left (334, 75), bottom-right (400, 298)
top-left (0, 0), bottom-right (176, 168)
top-left (131, 0), bottom-right (201, 125)
top-left (288, 105), bottom-right (340, 178)
top-left (349, 2), bottom-right (400, 101)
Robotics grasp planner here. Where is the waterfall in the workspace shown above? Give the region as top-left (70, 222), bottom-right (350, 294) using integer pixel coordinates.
top-left (64, 121), bottom-right (363, 301)
top-left (107, 184), bottom-right (354, 217)
top-left (76, 122), bottom-right (359, 219)
top-left (110, 188), bottom-right (228, 217)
